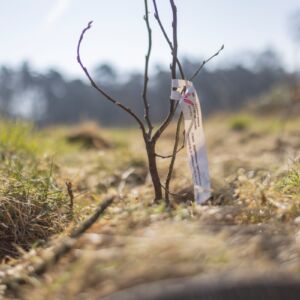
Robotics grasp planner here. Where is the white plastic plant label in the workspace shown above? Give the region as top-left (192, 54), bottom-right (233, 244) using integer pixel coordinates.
top-left (171, 79), bottom-right (211, 204)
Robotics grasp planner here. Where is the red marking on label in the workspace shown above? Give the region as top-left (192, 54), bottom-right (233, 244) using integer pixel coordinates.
top-left (183, 92), bottom-right (194, 106)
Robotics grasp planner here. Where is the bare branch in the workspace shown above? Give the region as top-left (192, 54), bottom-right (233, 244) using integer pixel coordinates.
top-left (117, 168), bottom-right (135, 199)
top-left (170, 0), bottom-right (178, 79)
top-left (153, 0), bottom-right (223, 82)
top-left (151, 0), bottom-right (186, 200)
top-left (160, 182), bottom-right (179, 197)
top-left (155, 144), bottom-right (184, 159)
top-left (155, 125), bottom-right (185, 159)
top-left (142, 0), bottom-right (154, 136)
top-left (65, 181), bottom-right (74, 218)
top-left (189, 44), bottom-right (224, 81)
top-left (152, 0), bottom-right (179, 142)
top-left (152, 0), bottom-right (184, 79)
top-left (152, 105), bottom-right (178, 141)
top-left (164, 111), bottom-right (183, 204)
top-left (77, 21), bottom-right (146, 135)
top-left (3, 195), bottom-right (115, 290)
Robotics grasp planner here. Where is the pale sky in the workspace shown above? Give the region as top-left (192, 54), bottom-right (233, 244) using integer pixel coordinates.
top-left (0, 0), bottom-right (299, 77)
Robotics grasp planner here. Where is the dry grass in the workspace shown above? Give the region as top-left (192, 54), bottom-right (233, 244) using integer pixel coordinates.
top-left (0, 120), bottom-right (71, 259)
top-left (1, 113), bottom-right (300, 299)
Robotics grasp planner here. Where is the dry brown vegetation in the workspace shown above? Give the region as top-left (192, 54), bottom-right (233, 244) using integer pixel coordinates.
top-left (0, 120), bottom-right (74, 260)
top-left (0, 112), bottom-right (300, 299)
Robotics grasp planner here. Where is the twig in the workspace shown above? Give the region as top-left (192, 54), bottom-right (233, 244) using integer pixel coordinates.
top-left (163, 0), bottom-right (182, 205)
top-left (3, 195), bottom-right (115, 291)
top-left (151, 0), bottom-right (179, 143)
top-left (170, 0), bottom-right (178, 79)
top-left (153, 1), bottom-right (224, 83)
top-left (152, 0), bottom-right (186, 204)
top-left (164, 112), bottom-right (183, 204)
top-left (155, 144), bottom-right (184, 159)
top-left (65, 181), bottom-right (74, 217)
top-left (117, 168), bottom-right (135, 199)
top-left (77, 21), bottom-right (146, 135)
top-left (160, 183), bottom-right (179, 197)
top-left (70, 195), bottom-right (114, 238)
top-left (155, 127), bottom-right (185, 159)
top-left (142, 0), bottom-right (154, 136)
top-left (152, 0), bottom-right (184, 79)
top-left (152, 103), bottom-right (178, 142)
top-left (189, 44), bottom-right (224, 81)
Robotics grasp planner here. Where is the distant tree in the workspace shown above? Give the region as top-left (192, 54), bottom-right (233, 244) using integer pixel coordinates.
top-left (253, 49), bottom-right (283, 72)
top-left (0, 66), bottom-right (14, 114)
top-left (0, 53), bottom-right (288, 127)
top-left (94, 63), bottom-right (118, 85)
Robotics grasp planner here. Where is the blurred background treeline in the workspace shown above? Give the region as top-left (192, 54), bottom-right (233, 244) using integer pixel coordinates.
top-left (0, 48), bottom-right (296, 127)
top-left (1, 2), bottom-right (300, 127)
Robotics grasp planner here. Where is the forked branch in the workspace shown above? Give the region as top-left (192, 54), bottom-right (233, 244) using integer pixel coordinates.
top-left (155, 128), bottom-right (184, 159)
top-left (152, 0), bottom-right (184, 79)
top-left (151, 0), bottom-right (180, 143)
top-left (153, 0), bottom-right (224, 83)
top-left (77, 21), bottom-right (146, 135)
top-left (164, 112), bottom-right (183, 204)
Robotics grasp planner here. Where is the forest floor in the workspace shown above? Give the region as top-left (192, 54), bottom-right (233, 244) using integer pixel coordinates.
top-left (1, 113), bottom-right (300, 299)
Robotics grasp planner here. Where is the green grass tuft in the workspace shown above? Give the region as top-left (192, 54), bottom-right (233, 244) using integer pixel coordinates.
top-left (276, 168), bottom-right (300, 195)
top-left (0, 119), bottom-right (40, 156)
top-left (0, 119), bottom-right (71, 259)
